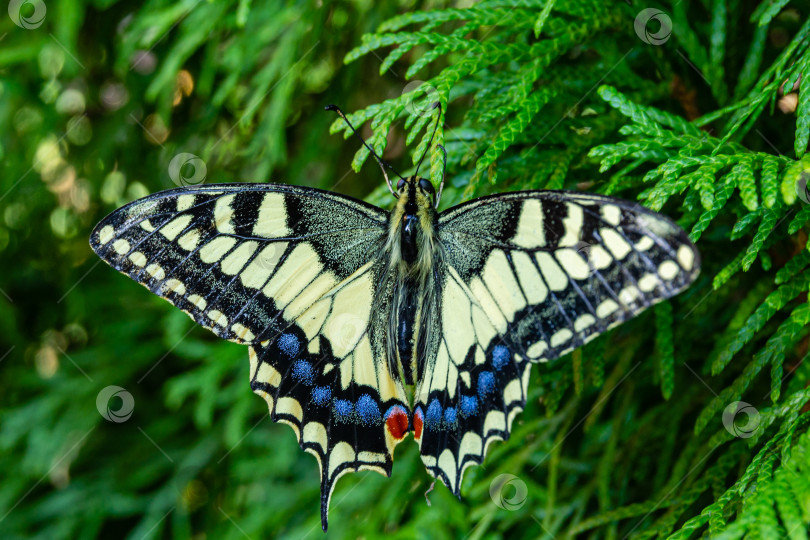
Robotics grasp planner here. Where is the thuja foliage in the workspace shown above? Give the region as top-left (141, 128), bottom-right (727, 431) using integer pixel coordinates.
top-left (2, 0), bottom-right (810, 539)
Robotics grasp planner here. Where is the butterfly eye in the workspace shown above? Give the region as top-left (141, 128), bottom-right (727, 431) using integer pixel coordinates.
top-left (419, 179), bottom-right (435, 194)
top-left (397, 178), bottom-right (406, 190)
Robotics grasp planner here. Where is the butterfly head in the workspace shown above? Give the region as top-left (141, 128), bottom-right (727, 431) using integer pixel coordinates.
top-left (387, 175), bottom-right (438, 279)
top-left (396, 176), bottom-right (436, 208)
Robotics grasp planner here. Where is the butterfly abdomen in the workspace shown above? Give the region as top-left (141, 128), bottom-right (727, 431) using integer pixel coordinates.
top-left (395, 277), bottom-right (418, 385)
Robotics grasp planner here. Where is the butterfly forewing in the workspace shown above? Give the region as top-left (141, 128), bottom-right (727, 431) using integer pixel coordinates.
top-left (91, 184), bottom-right (391, 342)
top-left (413, 191), bottom-right (700, 494)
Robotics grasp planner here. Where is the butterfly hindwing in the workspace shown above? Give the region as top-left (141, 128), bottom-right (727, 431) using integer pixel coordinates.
top-left (414, 265), bottom-right (531, 494)
top-left (90, 184), bottom-right (411, 530)
top-left (248, 261), bottom-right (410, 529)
top-left (415, 190), bottom-right (700, 494)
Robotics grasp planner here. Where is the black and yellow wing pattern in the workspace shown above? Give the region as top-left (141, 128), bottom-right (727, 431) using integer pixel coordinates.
top-left (90, 184), bottom-right (411, 528)
top-left (91, 183), bottom-right (699, 530)
top-left (414, 191), bottom-right (699, 494)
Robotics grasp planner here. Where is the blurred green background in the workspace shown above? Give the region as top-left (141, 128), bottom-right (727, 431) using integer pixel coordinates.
top-left (2, 0), bottom-right (810, 539)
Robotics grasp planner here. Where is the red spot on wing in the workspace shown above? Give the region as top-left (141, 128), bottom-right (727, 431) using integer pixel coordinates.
top-left (413, 407), bottom-right (424, 440)
top-left (385, 406), bottom-right (409, 440)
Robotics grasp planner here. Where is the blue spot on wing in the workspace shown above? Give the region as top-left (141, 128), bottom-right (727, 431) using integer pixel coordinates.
top-left (356, 394), bottom-right (382, 425)
top-left (443, 406), bottom-right (457, 426)
top-left (460, 395), bottom-right (478, 417)
top-left (426, 399), bottom-right (442, 428)
top-left (277, 333), bottom-right (300, 358)
top-left (334, 399), bottom-right (353, 419)
top-left (492, 345), bottom-right (511, 370)
top-left (478, 371), bottom-right (495, 397)
top-left (291, 360), bottom-right (314, 385)
top-left (312, 386), bottom-right (331, 406)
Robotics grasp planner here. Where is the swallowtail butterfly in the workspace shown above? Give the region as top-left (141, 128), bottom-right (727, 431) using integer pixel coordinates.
top-left (90, 105), bottom-right (699, 530)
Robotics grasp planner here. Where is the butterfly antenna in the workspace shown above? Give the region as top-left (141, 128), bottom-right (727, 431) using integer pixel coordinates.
top-left (325, 104), bottom-right (403, 197)
top-left (435, 144), bottom-right (447, 209)
top-left (414, 101), bottom-right (442, 180)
